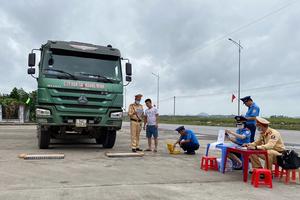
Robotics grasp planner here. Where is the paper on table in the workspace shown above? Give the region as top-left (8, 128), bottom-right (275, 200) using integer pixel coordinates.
top-left (217, 130), bottom-right (225, 143)
top-left (210, 130), bottom-right (225, 150)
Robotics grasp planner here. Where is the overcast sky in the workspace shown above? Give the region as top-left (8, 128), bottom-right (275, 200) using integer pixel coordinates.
top-left (0, 0), bottom-right (299, 117)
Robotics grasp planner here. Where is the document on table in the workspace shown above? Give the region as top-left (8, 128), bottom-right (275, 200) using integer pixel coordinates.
top-left (210, 130), bottom-right (225, 149)
top-left (217, 130), bottom-right (225, 143)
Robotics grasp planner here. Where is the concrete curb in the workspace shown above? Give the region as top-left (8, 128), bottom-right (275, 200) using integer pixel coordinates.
top-left (0, 123), bottom-right (37, 126)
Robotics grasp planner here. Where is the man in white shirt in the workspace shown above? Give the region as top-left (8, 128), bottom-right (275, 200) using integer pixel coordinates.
top-left (143, 98), bottom-right (159, 152)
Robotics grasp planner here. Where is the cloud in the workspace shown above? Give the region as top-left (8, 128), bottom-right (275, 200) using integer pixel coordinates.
top-left (0, 0), bottom-right (299, 116)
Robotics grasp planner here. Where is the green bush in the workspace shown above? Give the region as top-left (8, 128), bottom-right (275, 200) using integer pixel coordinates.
top-left (155, 116), bottom-right (300, 131)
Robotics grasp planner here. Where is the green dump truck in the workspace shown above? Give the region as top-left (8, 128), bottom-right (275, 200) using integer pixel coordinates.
top-left (27, 40), bottom-right (132, 149)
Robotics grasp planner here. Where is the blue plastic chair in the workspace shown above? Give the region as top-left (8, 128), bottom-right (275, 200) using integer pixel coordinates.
top-left (206, 143), bottom-right (236, 173)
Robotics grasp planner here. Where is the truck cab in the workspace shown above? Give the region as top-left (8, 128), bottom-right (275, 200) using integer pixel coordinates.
top-left (27, 41), bottom-right (132, 149)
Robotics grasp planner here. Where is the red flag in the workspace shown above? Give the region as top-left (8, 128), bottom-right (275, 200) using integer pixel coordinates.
top-left (231, 94), bottom-right (236, 102)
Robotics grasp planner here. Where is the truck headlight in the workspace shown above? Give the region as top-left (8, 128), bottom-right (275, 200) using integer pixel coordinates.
top-left (110, 111), bottom-right (123, 119)
top-left (36, 108), bottom-right (51, 116)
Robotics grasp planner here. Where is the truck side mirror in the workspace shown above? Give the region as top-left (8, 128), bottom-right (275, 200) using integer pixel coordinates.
top-left (126, 63), bottom-right (132, 76)
top-left (48, 58), bottom-right (54, 65)
top-left (28, 53), bottom-right (36, 67)
top-left (27, 68), bottom-right (35, 74)
top-left (126, 75), bottom-right (132, 82)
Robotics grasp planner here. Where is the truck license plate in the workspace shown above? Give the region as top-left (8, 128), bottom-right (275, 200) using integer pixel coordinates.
top-left (75, 119), bottom-right (87, 127)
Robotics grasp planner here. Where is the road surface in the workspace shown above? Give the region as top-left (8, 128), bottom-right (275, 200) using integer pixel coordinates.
top-left (0, 125), bottom-right (299, 200)
top-left (124, 122), bottom-right (300, 148)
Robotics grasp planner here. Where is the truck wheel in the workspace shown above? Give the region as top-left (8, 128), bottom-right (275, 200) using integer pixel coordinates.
top-left (37, 125), bottom-right (50, 149)
top-left (95, 137), bottom-right (104, 144)
top-left (102, 130), bottom-right (116, 149)
top-left (95, 130), bottom-right (105, 144)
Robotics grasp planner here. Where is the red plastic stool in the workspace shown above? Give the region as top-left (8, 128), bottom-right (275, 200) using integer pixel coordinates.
top-left (201, 156), bottom-right (218, 171)
top-left (272, 164), bottom-right (280, 178)
top-left (251, 169), bottom-right (273, 188)
top-left (280, 169), bottom-right (299, 184)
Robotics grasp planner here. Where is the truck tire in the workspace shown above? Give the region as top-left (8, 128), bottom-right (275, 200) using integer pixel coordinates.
top-left (95, 138), bottom-right (102, 144)
top-left (102, 130), bottom-right (116, 149)
top-left (95, 136), bottom-right (104, 144)
top-left (37, 125), bottom-right (50, 149)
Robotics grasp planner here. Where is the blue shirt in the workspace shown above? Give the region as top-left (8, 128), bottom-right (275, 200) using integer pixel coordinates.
top-left (235, 128), bottom-right (251, 145)
top-left (180, 130), bottom-right (199, 145)
top-left (245, 102), bottom-right (260, 125)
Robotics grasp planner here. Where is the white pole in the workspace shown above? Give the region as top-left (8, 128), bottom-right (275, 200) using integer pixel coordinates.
top-left (173, 96), bottom-right (176, 116)
top-left (0, 105), bottom-right (2, 122)
top-left (157, 72), bottom-right (160, 109)
top-left (238, 40), bottom-right (241, 116)
top-left (19, 105), bottom-right (24, 123)
top-left (228, 38), bottom-right (243, 116)
top-left (152, 72), bottom-right (160, 109)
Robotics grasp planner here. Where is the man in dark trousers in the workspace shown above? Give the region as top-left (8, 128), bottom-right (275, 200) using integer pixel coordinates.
top-left (173, 126), bottom-right (199, 155)
top-left (128, 94), bottom-right (144, 152)
top-left (244, 117), bottom-right (285, 171)
top-left (240, 96), bottom-right (260, 142)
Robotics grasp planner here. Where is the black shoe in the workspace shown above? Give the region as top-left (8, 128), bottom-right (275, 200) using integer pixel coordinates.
top-left (233, 167), bottom-right (243, 170)
top-left (185, 151), bottom-right (195, 155)
top-left (233, 163), bottom-right (243, 170)
top-left (132, 149), bottom-right (137, 152)
top-left (136, 148), bottom-right (143, 151)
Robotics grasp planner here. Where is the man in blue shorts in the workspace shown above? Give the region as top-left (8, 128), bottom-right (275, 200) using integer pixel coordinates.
top-left (143, 99), bottom-right (159, 152)
top-left (173, 126), bottom-right (199, 155)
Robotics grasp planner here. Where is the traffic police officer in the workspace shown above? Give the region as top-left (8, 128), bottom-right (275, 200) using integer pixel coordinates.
top-left (240, 96), bottom-right (260, 142)
top-left (128, 94), bottom-right (144, 152)
top-left (244, 117), bottom-right (285, 171)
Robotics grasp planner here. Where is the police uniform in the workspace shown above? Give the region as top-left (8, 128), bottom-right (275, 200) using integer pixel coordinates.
top-left (249, 118), bottom-right (285, 170)
top-left (128, 95), bottom-right (144, 150)
top-left (235, 128), bottom-right (251, 145)
top-left (233, 116), bottom-right (251, 145)
top-left (229, 116), bottom-right (250, 165)
top-left (241, 96), bottom-right (260, 142)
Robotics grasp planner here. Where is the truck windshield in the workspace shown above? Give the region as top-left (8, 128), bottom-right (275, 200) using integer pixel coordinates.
top-left (43, 53), bottom-right (122, 83)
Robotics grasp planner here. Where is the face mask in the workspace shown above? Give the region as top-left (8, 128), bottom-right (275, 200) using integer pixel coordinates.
top-left (236, 124), bottom-right (244, 129)
top-left (135, 100), bottom-right (140, 104)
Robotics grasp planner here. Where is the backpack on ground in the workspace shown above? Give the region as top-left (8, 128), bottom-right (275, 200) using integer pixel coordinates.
top-left (277, 150), bottom-right (300, 169)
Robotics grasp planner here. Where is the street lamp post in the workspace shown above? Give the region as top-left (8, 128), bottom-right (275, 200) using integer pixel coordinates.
top-left (151, 72), bottom-right (160, 109)
top-left (228, 38), bottom-right (243, 116)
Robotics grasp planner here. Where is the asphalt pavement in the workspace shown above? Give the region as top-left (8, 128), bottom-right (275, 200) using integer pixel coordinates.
top-left (0, 125), bottom-right (299, 200)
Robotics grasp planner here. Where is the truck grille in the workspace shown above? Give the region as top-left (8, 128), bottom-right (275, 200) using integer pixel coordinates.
top-left (48, 88), bottom-right (113, 114)
top-left (59, 96), bottom-right (106, 102)
top-left (63, 104), bottom-right (102, 109)
top-left (55, 88), bottom-right (109, 95)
